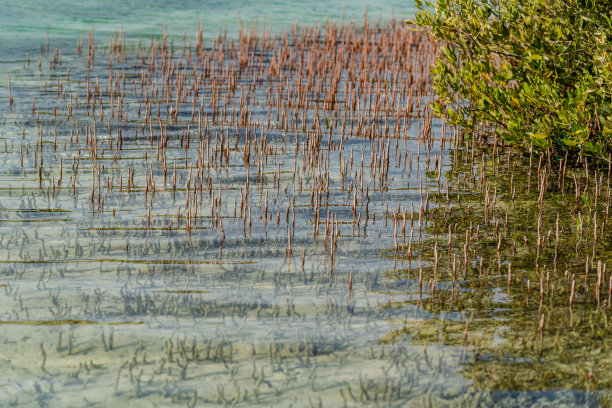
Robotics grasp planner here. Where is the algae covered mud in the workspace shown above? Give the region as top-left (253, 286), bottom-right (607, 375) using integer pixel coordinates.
top-left (0, 10), bottom-right (609, 408)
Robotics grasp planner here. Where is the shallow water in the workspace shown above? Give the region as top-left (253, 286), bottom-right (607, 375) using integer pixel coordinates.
top-left (0, 2), bottom-right (610, 408)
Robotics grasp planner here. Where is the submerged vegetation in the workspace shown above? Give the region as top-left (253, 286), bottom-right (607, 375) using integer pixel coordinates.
top-left (386, 142), bottom-right (612, 405)
top-left (414, 0), bottom-right (612, 158)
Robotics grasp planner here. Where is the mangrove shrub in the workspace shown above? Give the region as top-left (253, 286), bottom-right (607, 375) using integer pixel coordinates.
top-left (414, 0), bottom-right (612, 157)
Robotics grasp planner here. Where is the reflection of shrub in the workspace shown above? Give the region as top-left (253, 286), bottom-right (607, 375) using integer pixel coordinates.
top-left (413, 0), bottom-right (612, 158)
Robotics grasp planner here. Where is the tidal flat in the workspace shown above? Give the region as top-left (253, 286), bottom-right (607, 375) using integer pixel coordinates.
top-left (0, 18), bottom-right (608, 407)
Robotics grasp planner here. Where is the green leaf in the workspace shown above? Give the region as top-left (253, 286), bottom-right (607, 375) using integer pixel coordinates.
top-left (526, 55), bottom-right (543, 61)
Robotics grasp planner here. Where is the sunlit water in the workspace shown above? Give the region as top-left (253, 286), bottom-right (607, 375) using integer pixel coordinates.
top-left (0, 1), bottom-right (606, 407)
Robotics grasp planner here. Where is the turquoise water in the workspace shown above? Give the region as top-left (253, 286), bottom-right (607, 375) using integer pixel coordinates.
top-left (0, 0), bottom-right (415, 59)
